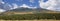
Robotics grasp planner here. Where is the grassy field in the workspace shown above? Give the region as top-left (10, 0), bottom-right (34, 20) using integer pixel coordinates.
top-left (0, 20), bottom-right (60, 21)
top-left (0, 13), bottom-right (60, 20)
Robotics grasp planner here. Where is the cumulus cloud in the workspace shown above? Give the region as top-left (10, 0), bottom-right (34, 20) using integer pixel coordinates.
top-left (40, 0), bottom-right (60, 11)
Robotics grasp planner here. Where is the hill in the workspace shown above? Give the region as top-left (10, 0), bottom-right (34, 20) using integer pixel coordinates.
top-left (2, 8), bottom-right (39, 14)
top-left (1, 8), bottom-right (60, 15)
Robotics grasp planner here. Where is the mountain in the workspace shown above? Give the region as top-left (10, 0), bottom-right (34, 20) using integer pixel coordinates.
top-left (1, 7), bottom-right (60, 15)
top-left (7, 7), bottom-right (40, 12)
top-left (1, 7), bottom-right (40, 14)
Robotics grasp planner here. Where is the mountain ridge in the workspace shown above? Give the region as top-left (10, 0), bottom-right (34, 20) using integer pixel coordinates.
top-left (1, 8), bottom-right (60, 15)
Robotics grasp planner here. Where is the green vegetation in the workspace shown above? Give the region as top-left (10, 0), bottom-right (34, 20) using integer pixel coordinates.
top-left (0, 13), bottom-right (60, 20)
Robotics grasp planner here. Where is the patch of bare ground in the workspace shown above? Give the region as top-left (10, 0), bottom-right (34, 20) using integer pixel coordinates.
top-left (0, 20), bottom-right (60, 21)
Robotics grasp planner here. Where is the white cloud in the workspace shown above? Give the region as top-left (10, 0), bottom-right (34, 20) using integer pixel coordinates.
top-left (20, 4), bottom-right (37, 9)
top-left (39, 0), bottom-right (60, 11)
top-left (0, 9), bottom-right (6, 13)
top-left (12, 3), bottom-right (18, 9)
top-left (29, 0), bottom-right (35, 3)
top-left (3, 3), bottom-right (18, 10)
top-left (0, 0), bottom-right (5, 4)
top-left (0, 3), bottom-right (18, 13)
top-left (8, 4), bottom-right (13, 10)
top-left (3, 3), bottom-right (12, 10)
top-left (20, 4), bottom-right (29, 8)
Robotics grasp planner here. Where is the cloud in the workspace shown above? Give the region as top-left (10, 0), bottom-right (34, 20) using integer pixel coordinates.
top-left (29, 0), bottom-right (35, 3)
top-left (20, 4), bottom-right (29, 8)
top-left (0, 3), bottom-right (18, 13)
top-left (0, 9), bottom-right (6, 13)
top-left (0, 0), bottom-right (6, 12)
top-left (11, 3), bottom-right (18, 9)
top-left (40, 0), bottom-right (60, 11)
top-left (19, 4), bottom-right (37, 9)
top-left (0, 0), bottom-right (5, 4)
top-left (3, 3), bottom-right (12, 10)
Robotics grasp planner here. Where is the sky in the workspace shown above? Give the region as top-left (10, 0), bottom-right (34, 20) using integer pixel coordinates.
top-left (1, 0), bottom-right (60, 12)
top-left (3, 0), bottom-right (39, 7)
top-left (40, 0), bottom-right (60, 11)
top-left (0, 0), bottom-right (40, 12)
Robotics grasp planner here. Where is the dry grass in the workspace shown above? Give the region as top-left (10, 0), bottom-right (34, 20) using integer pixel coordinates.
top-left (3, 11), bottom-right (34, 15)
top-left (0, 20), bottom-right (60, 21)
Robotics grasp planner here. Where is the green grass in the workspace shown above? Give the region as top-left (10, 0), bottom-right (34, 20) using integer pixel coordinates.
top-left (0, 13), bottom-right (60, 20)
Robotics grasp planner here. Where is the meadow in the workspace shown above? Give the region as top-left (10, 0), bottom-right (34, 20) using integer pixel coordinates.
top-left (0, 13), bottom-right (60, 20)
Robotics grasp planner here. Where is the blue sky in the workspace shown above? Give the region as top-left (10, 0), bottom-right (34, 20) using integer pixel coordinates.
top-left (1, 0), bottom-right (48, 9)
top-left (0, 0), bottom-right (41, 12)
top-left (0, 0), bottom-right (50, 12)
top-left (0, 0), bottom-right (49, 9)
top-left (3, 0), bottom-right (39, 7)
top-left (1, 0), bottom-right (60, 12)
